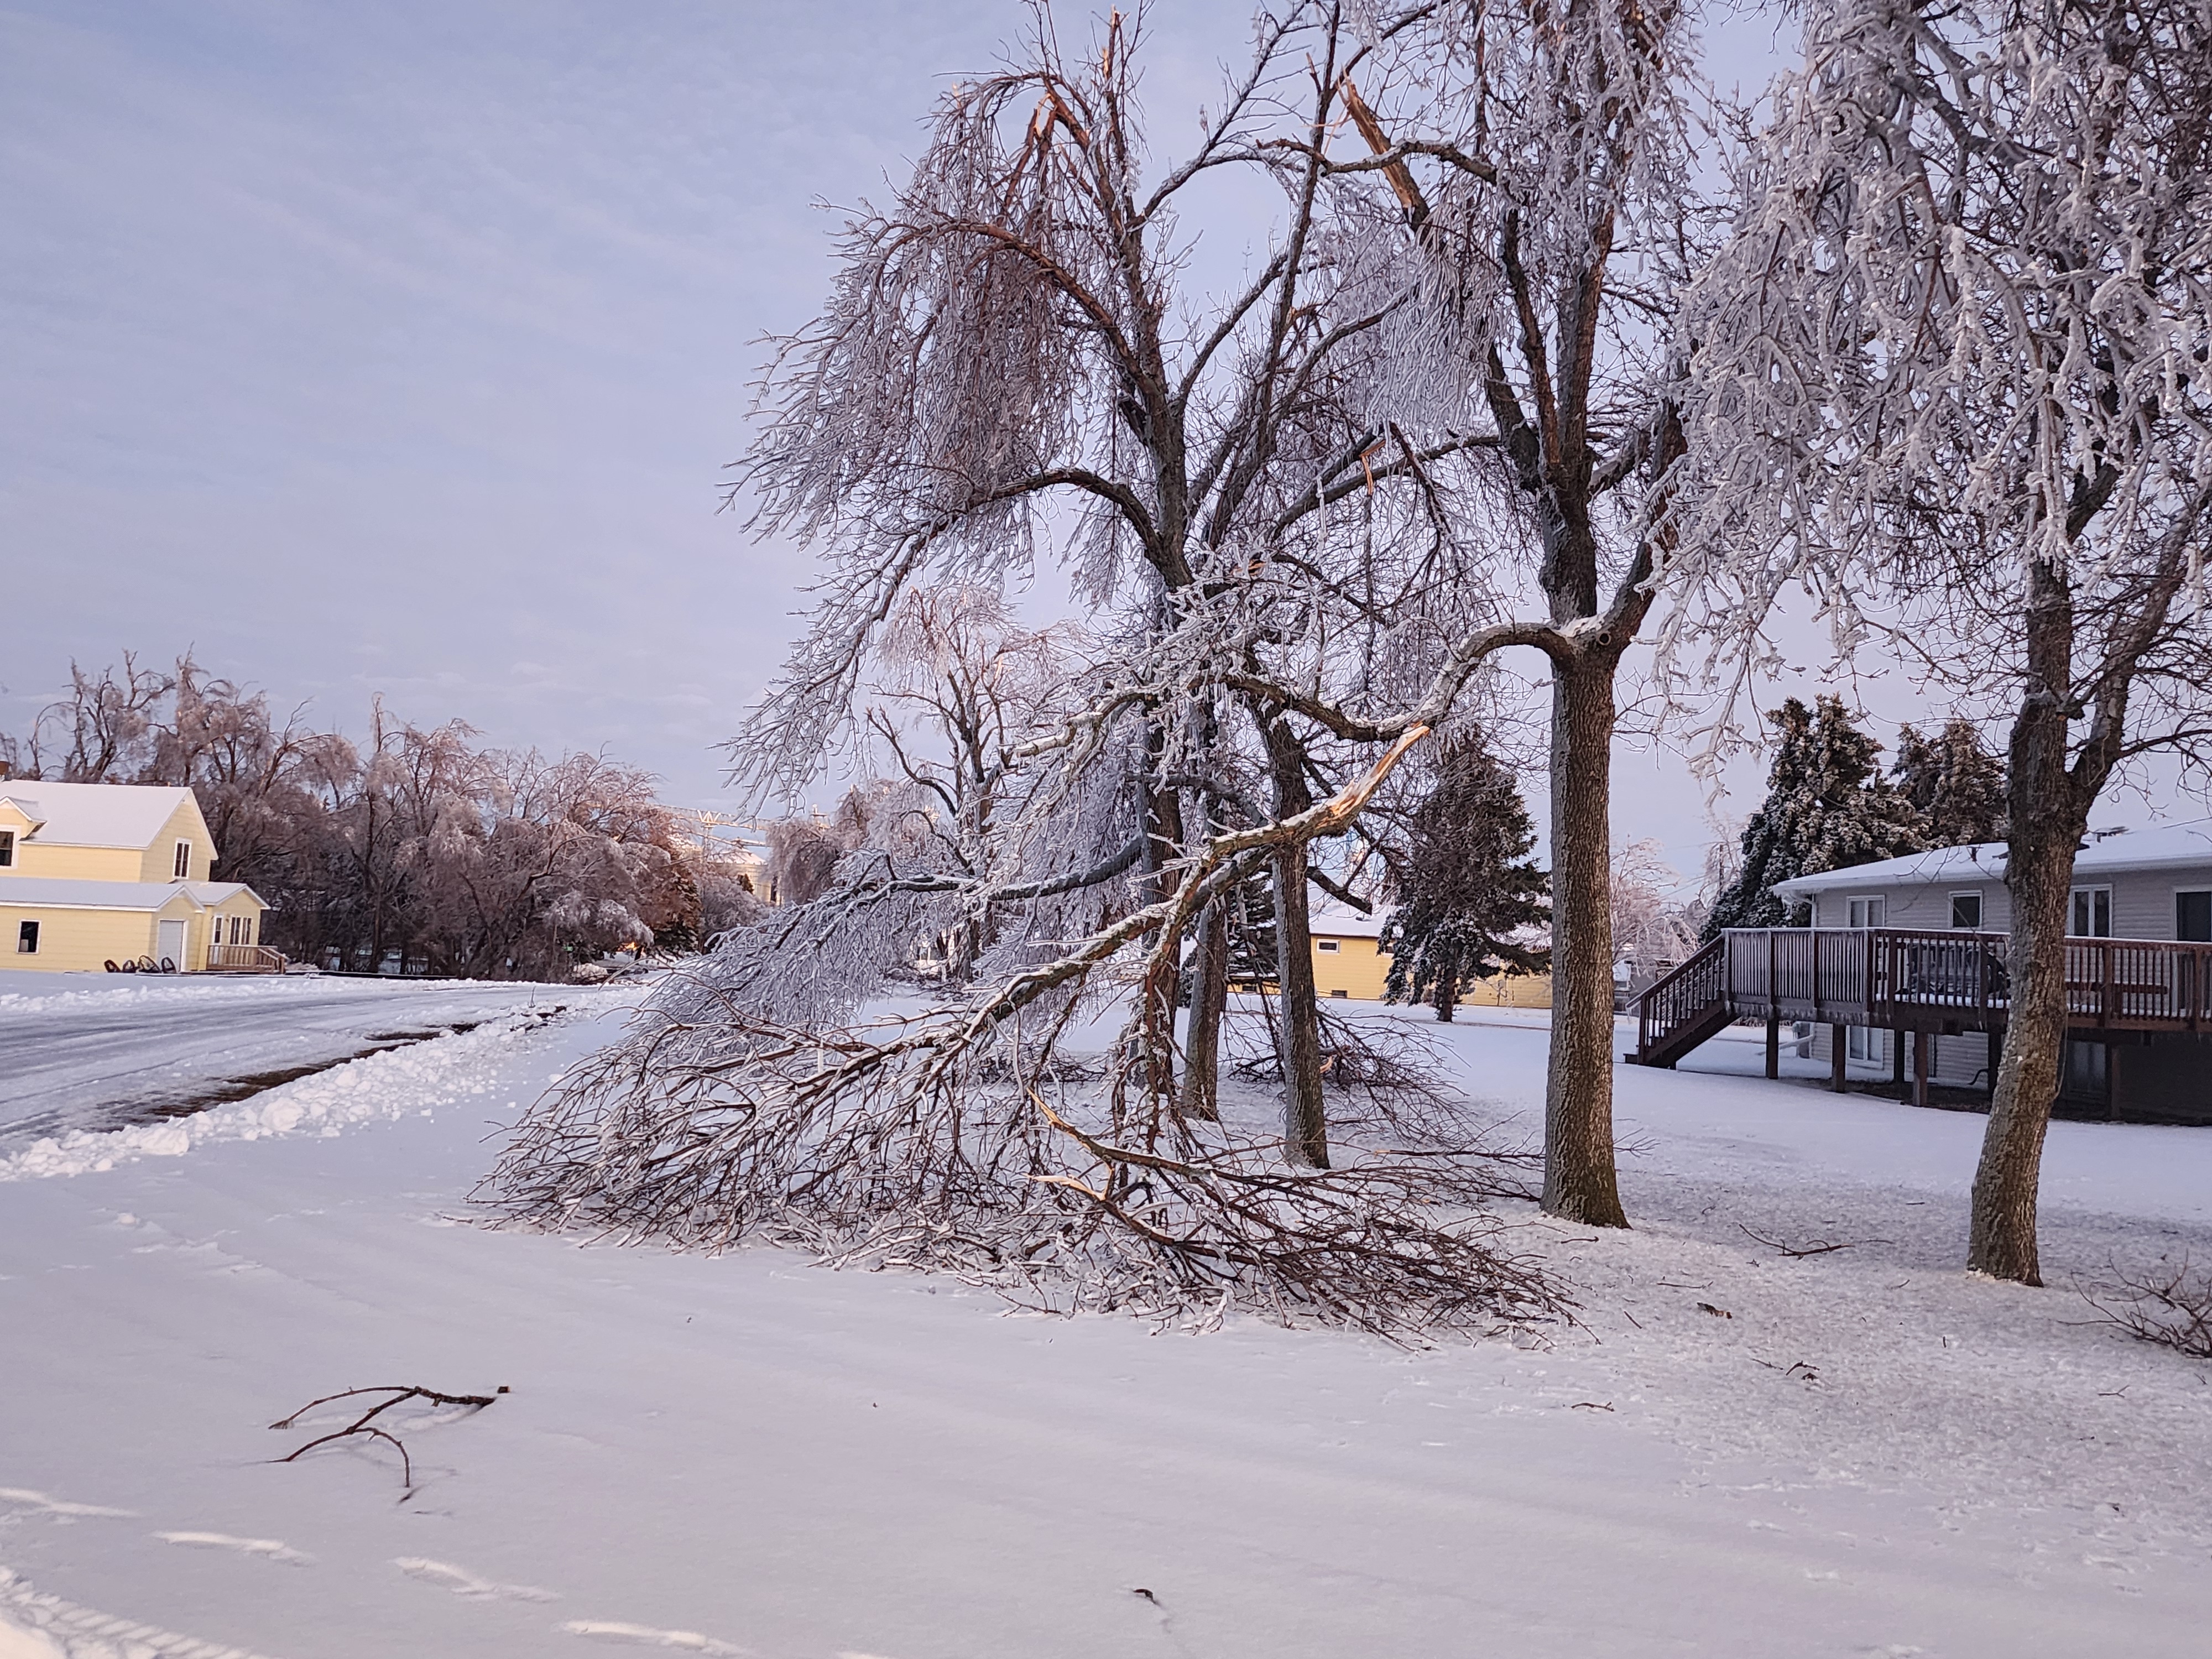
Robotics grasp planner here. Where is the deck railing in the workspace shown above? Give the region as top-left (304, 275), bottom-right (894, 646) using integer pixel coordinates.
top-left (1714, 928), bottom-right (2212, 1034)
top-left (1635, 936), bottom-right (1728, 1059)
top-left (207, 943), bottom-right (288, 973)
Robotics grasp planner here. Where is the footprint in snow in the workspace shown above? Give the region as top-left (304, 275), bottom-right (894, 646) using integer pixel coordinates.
top-left (561, 1619), bottom-right (750, 1653)
top-left (0, 1564), bottom-right (289, 1659)
top-left (395, 1557), bottom-right (557, 1602)
top-left (0, 1488), bottom-right (135, 1520)
top-left (155, 1532), bottom-right (312, 1566)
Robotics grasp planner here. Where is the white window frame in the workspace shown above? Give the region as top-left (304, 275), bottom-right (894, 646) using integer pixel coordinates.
top-left (1845, 894), bottom-right (1887, 928)
top-left (1949, 891), bottom-right (1984, 930)
top-left (15, 919), bottom-right (38, 954)
top-left (0, 828), bottom-right (14, 867)
top-left (2069, 885), bottom-right (2113, 938)
top-left (173, 839), bottom-right (191, 880)
top-left (1846, 1026), bottom-right (1886, 1064)
top-left (1315, 939), bottom-right (1341, 953)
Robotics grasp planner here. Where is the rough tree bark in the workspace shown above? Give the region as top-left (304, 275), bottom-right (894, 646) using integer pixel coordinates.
top-left (1265, 714), bottom-right (1328, 1167)
top-left (1179, 898), bottom-right (1228, 1121)
top-left (1541, 645), bottom-right (1631, 1225)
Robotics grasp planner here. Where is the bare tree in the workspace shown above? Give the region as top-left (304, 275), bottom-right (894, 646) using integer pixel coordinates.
top-left (1674, 0), bottom-right (2212, 1281)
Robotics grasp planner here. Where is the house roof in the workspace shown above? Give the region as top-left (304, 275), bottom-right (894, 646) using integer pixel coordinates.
top-left (1307, 900), bottom-right (1388, 940)
top-left (0, 780), bottom-right (199, 848)
top-left (0, 877), bottom-right (208, 912)
top-left (1771, 821), bottom-right (2212, 900)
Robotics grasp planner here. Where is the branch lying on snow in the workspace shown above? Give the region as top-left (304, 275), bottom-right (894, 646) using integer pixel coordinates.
top-left (2082, 1263), bottom-right (2212, 1359)
top-left (271, 1384), bottom-right (507, 1495)
top-left (1737, 1224), bottom-right (1888, 1259)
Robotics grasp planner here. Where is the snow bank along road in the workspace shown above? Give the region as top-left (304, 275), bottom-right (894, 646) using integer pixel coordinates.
top-left (2, 991), bottom-right (2210, 1656)
top-left (0, 975), bottom-right (570, 1145)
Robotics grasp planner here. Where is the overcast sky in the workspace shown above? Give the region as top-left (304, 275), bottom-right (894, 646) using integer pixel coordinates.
top-left (7, 0), bottom-right (2047, 891)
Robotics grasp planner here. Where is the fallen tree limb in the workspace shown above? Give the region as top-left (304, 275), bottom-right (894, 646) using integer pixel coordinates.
top-left (271, 1384), bottom-right (507, 1494)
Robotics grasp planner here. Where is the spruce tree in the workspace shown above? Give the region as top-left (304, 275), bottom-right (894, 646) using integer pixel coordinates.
top-left (1380, 733), bottom-right (1550, 1022)
top-left (1704, 696), bottom-right (1928, 936)
top-left (1893, 719), bottom-right (2008, 846)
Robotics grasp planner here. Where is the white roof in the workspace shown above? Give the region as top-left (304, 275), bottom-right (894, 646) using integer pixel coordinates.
top-left (0, 780), bottom-right (199, 848)
top-left (0, 877), bottom-right (206, 912)
top-left (1307, 900), bottom-right (1388, 940)
top-left (1772, 821), bottom-right (2212, 899)
top-left (0, 877), bottom-right (262, 912)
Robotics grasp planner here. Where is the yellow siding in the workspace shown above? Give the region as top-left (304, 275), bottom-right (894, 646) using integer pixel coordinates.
top-left (1461, 972), bottom-right (1553, 1010)
top-left (135, 797), bottom-right (216, 884)
top-left (8, 842), bottom-right (145, 881)
top-left (1310, 934), bottom-right (1395, 1001)
top-left (0, 900), bottom-right (186, 974)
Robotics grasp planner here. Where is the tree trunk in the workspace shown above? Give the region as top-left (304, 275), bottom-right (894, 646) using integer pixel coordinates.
top-left (1271, 841), bottom-right (1329, 1166)
top-left (1543, 653), bottom-right (1628, 1226)
top-left (1264, 716), bottom-right (1327, 1167)
top-left (1970, 560), bottom-right (2085, 1284)
top-left (1432, 974), bottom-right (1458, 1023)
top-left (1179, 900), bottom-right (1228, 1121)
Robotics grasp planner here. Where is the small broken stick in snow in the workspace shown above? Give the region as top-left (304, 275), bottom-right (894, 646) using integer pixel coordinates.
top-left (1738, 1223), bottom-right (1890, 1259)
top-left (271, 1383), bottom-right (508, 1496)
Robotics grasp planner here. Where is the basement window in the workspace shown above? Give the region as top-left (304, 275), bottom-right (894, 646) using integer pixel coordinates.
top-left (1329, 988), bottom-right (1349, 998)
top-left (16, 920), bottom-right (38, 954)
top-left (1316, 939), bottom-right (1340, 953)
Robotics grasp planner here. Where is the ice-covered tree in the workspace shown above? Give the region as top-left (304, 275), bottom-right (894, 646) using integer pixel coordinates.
top-left (1704, 697), bottom-right (1926, 934)
top-left (1893, 721), bottom-right (2008, 848)
top-left (1380, 732), bottom-right (1549, 1022)
top-left (1672, 0), bottom-right (2212, 1280)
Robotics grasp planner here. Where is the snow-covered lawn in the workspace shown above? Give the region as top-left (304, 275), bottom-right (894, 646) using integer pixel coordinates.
top-left (3, 990), bottom-right (2209, 1657)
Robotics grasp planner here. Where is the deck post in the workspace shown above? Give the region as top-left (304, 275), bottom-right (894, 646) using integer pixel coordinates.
top-left (1892, 1027), bottom-right (1908, 1097)
top-left (1913, 1028), bottom-right (1932, 1108)
top-left (1830, 1025), bottom-right (1848, 1093)
top-left (1765, 1014), bottom-right (1780, 1079)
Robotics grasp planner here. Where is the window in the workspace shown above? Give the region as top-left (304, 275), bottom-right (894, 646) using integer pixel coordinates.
top-left (2178, 891), bottom-right (2212, 943)
top-left (1316, 939), bottom-right (1340, 953)
top-left (173, 840), bottom-right (191, 879)
top-left (0, 829), bottom-right (13, 867)
top-left (1846, 895), bottom-right (1886, 928)
top-left (15, 920), bottom-right (37, 954)
top-left (2070, 886), bottom-right (2112, 937)
top-left (1847, 1027), bottom-right (1885, 1064)
top-left (1328, 988), bottom-right (1349, 999)
top-left (2062, 1039), bottom-right (2109, 1101)
top-left (1950, 893), bottom-right (1983, 930)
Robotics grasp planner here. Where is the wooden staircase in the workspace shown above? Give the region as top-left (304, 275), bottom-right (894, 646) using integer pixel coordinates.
top-left (1626, 936), bottom-right (1732, 1068)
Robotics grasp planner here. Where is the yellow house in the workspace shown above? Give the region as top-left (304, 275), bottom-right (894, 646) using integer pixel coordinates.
top-left (0, 781), bottom-right (274, 974)
top-left (1306, 902), bottom-right (1553, 1007)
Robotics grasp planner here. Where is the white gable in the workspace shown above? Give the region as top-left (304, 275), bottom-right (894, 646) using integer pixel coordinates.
top-left (0, 781), bottom-right (199, 849)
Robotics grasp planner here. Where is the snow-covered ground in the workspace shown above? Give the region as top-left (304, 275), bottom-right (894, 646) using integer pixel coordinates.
top-left (3, 989), bottom-right (2210, 1657)
top-left (0, 975), bottom-right (576, 1146)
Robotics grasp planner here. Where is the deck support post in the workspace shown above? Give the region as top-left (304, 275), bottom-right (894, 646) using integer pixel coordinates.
top-left (1913, 1029), bottom-right (1932, 1109)
top-left (1765, 1015), bottom-right (1780, 1079)
top-left (1830, 1025), bottom-right (1848, 1093)
top-left (1892, 1028), bottom-right (1908, 1097)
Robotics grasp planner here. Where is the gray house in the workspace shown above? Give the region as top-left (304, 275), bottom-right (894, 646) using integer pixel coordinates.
top-left (1767, 823), bottom-right (2212, 1119)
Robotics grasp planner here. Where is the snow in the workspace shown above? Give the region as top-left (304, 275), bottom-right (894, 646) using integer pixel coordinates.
top-left (0, 781), bottom-right (197, 849)
top-left (0, 974), bottom-right (581, 1147)
top-left (3, 989), bottom-right (2210, 1656)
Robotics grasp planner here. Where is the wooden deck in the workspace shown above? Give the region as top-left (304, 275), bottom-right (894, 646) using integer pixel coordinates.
top-left (1629, 928), bottom-right (2212, 1095)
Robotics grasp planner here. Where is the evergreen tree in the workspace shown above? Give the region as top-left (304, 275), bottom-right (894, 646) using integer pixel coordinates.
top-left (1893, 719), bottom-right (2008, 846)
top-left (1380, 733), bottom-right (1551, 1022)
top-left (1704, 696), bottom-right (1928, 936)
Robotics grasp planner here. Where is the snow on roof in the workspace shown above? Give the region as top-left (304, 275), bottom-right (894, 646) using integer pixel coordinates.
top-left (1772, 821), bottom-right (2212, 899)
top-left (0, 780), bottom-right (198, 848)
top-left (1307, 900), bottom-right (1387, 939)
top-left (0, 877), bottom-right (207, 912)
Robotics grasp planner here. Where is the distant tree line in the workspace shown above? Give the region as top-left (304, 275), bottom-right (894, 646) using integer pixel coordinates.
top-left (1, 653), bottom-right (765, 979)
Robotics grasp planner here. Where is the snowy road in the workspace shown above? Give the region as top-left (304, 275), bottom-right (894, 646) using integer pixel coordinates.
top-left (0, 976), bottom-right (574, 1145)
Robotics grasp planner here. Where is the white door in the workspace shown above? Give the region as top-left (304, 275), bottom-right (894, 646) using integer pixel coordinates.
top-left (157, 919), bottom-right (187, 969)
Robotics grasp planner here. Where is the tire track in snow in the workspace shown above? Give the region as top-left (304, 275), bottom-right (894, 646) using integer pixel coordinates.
top-left (0, 1567), bottom-right (289, 1659)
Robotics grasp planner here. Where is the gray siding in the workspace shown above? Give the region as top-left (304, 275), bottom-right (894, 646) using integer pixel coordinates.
top-left (1808, 879), bottom-right (2010, 932)
top-left (1807, 1024), bottom-right (1995, 1089)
